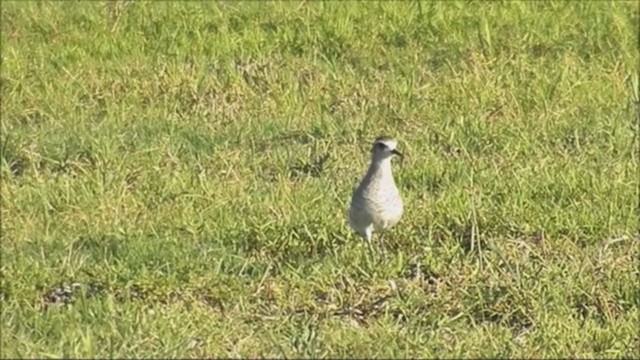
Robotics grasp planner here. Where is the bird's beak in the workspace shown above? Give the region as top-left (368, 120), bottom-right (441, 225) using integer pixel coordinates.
top-left (391, 149), bottom-right (403, 158)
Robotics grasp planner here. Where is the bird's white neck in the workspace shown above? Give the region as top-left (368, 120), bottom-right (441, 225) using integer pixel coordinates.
top-left (367, 158), bottom-right (394, 178)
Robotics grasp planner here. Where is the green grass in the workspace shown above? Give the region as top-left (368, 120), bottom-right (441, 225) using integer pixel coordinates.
top-left (1, 1), bottom-right (639, 358)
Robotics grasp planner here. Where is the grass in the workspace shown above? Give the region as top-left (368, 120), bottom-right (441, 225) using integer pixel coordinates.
top-left (1, 1), bottom-right (639, 358)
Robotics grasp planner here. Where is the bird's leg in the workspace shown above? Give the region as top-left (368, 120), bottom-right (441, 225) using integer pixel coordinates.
top-left (364, 225), bottom-right (373, 242)
top-left (364, 225), bottom-right (374, 253)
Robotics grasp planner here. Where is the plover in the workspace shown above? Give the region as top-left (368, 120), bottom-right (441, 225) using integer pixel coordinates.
top-left (349, 136), bottom-right (404, 246)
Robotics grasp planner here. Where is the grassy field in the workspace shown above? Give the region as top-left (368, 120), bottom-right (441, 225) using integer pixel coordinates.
top-left (1, 1), bottom-right (639, 358)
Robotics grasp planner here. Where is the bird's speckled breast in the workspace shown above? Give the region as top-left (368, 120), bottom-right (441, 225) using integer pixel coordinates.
top-left (349, 162), bottom-right (403, 232)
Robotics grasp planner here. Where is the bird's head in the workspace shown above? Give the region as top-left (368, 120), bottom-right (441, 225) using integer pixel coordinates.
top-left (371, 136), bottom-right (403, 162)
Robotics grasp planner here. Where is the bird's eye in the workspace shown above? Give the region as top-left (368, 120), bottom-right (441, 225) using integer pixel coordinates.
top-left (376, 142), bottom-right (387, 149)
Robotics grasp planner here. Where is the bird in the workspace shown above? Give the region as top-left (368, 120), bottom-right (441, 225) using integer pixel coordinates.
top-left (349, 136), bottom-right (404, 247)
